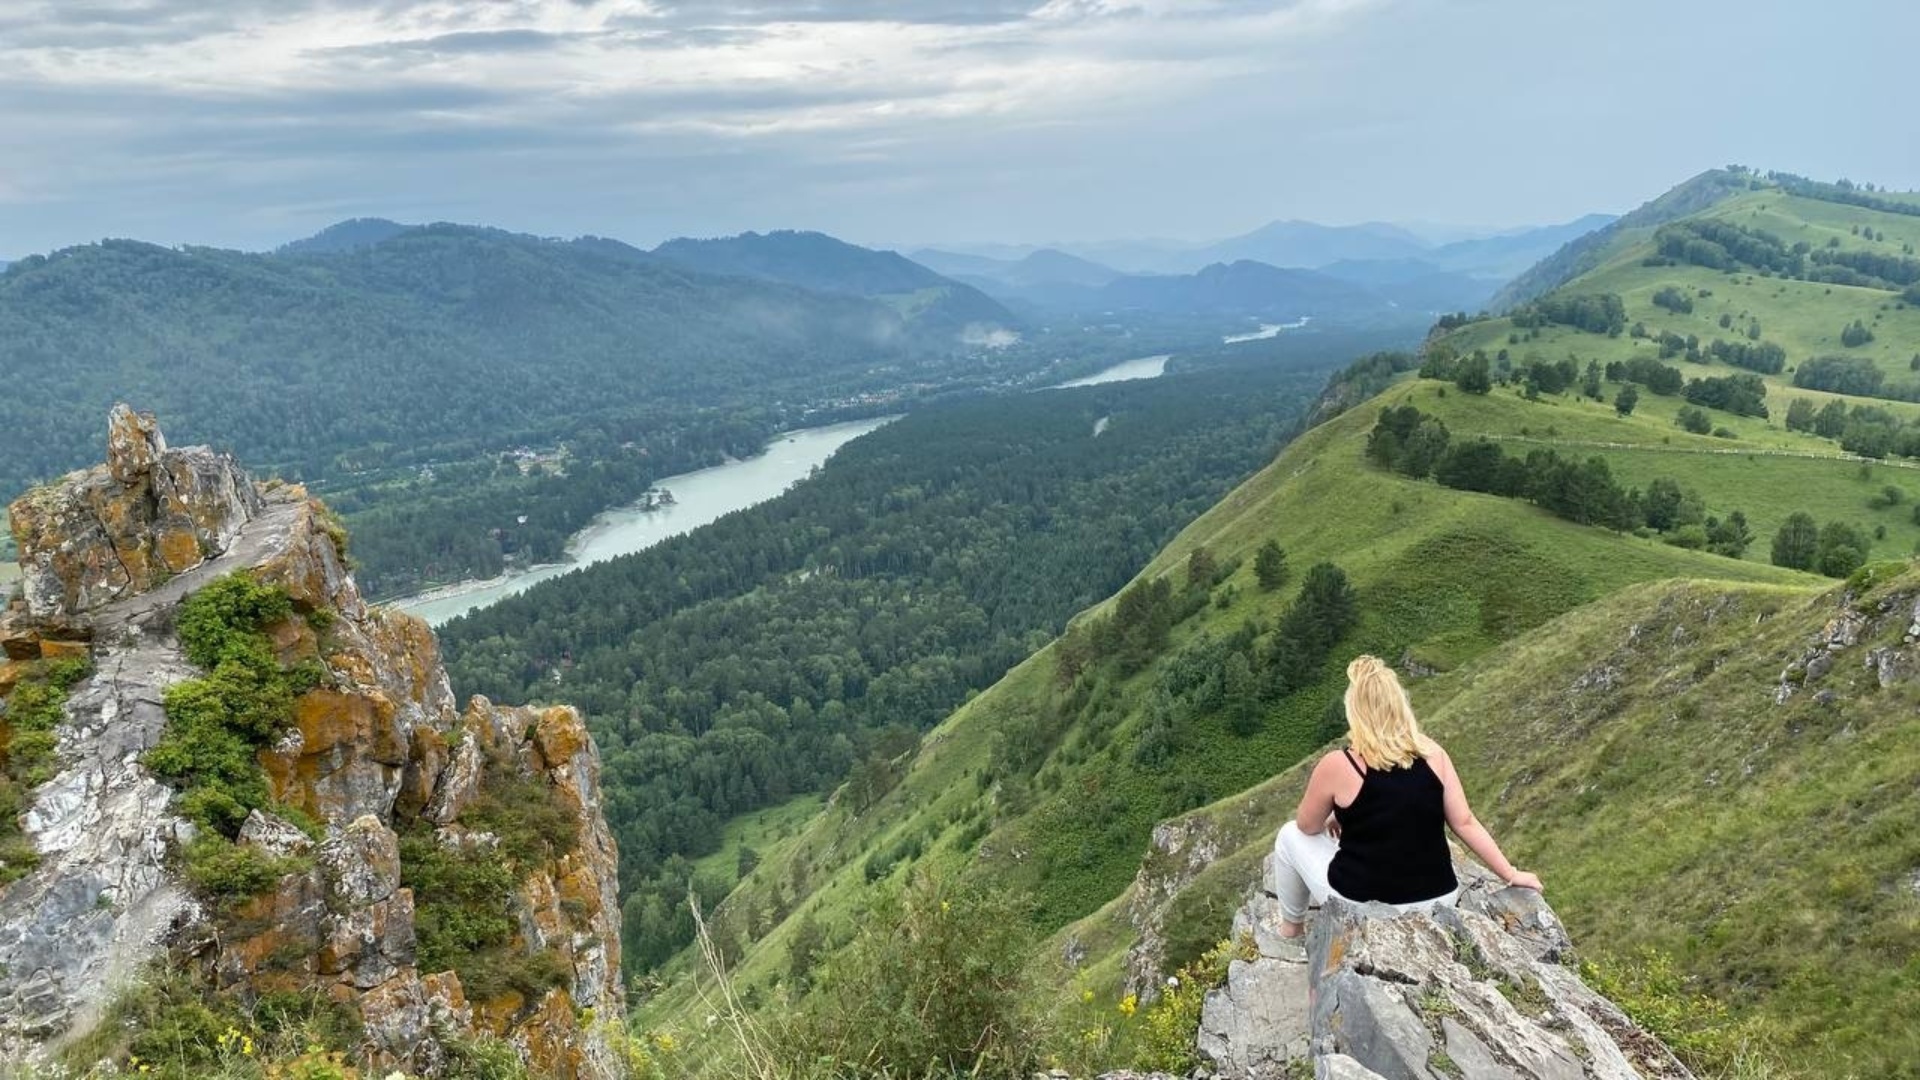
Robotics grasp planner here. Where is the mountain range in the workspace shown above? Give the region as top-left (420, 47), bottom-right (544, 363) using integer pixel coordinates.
top-left (915, 213), bottom-right (1615, 319)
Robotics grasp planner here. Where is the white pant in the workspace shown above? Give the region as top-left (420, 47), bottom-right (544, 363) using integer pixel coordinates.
top-left (1272, 821), bottom-right (1460, 922)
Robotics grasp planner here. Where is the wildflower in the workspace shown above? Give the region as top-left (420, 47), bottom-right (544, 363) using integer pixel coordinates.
top-left (1079, 988), bottom-right (1095, 1004)
top-left (1118, 993), bottom-right (1138, 1018)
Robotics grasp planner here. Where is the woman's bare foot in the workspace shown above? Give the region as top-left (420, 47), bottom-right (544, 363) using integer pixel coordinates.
top-left (1278, 918), bottom-right (1304, 939)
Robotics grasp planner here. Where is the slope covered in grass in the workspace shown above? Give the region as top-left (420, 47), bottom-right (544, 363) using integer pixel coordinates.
top-left (1445, 178), bottom-right (1920, 429)
top-left (633, 361), bottom-right (1811, 1069)
top-left (639, 171), bottom-right (1920, 1077)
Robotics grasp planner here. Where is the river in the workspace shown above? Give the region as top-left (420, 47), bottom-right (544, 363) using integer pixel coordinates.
top-left (1051, 354), bottom-right (1169, 388)
top-left (1222, 316), bottom-right (1311, 344)
top-left (393, 354), bottom-right (1171, 625)
top-left (395, 418), bottom-right (893, 625)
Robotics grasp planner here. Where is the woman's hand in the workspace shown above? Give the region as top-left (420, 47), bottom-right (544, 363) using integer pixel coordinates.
top-left (1504, 869), bottom-right (1543, 892)
top-left (1325, 813), bottom-right (1342, 842)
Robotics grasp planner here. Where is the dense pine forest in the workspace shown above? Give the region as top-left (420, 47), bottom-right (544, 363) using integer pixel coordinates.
top-left (437, 358), bottom-right (1339, 969)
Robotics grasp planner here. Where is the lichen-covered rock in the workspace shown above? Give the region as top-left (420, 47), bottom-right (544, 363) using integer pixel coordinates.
top-left (0, 409), bottom-right (624, 1077)
top-left (10, 405), bottom-right (262, 618)
top-left (1197, 857), bottom-right (1692, 1080)
top-left (1311, 892), bottom-right (1688, 1080)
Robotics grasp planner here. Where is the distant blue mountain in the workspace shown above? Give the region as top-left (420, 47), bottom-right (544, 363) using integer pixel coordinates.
top-left (653, 230), bottom-right (1018, 335)
top-left (913, 247), bottom-right (1121, 290)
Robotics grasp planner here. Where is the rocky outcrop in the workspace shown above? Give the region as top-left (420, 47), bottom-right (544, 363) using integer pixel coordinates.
top-left (1199, 858), bottom-right (1692, 1080)
top-left (10, 405), bottom-right (262, 619)
top-left (0, 408), bottom-right (623, 1077)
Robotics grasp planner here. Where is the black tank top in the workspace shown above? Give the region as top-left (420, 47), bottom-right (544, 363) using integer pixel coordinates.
top-left (1327, 748), bottom-right (1458, 904)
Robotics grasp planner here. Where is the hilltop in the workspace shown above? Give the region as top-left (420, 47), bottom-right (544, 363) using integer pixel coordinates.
top-left (650, 229), bottom-right (1017, 336)
top-left (1437, 168), bottom-right (1920, 477)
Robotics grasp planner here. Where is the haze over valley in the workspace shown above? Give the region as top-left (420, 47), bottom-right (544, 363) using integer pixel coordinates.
top-left (2, 3), bottom-right (1919, 1079)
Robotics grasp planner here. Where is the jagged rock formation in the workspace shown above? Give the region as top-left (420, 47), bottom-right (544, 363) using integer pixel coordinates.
top-left (0, 407), bottom-right (623, 1076)
top-left (1200, 855), bottom-right (1692, 1079)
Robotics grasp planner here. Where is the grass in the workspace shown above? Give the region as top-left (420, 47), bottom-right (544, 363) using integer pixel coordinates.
top-left (1427, 574), bottom-right (1920, 1078)
top-left (689, 793), bottom-right (824, 888)
top-left (1389, 379), bottom-right (1920, 563)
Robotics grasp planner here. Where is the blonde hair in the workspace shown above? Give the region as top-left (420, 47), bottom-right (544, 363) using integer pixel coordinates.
top-left (1343, 655), bottom-right (1435, 769)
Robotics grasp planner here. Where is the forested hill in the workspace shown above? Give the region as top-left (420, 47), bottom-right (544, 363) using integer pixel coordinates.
top-left (0, 220), bottom-right (1063, 597)
top-left (435, 356), bottom-right (1338, 973)
top-left (650, 230), bottom-right (1016, 335)
top-left (0, 226), bottom-right (967, 498)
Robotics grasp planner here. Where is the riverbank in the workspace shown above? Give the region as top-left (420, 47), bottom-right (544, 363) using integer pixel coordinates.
top-left (391, 352), bottom-right (1178, 625)
top-left (392, 416), bottom-right (897, 625)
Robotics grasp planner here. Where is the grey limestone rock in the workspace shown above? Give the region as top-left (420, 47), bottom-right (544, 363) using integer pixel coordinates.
top-left (1198, 856), bottom-right (1693, 1080)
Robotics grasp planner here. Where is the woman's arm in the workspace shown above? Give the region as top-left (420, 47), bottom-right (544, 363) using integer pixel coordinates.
top-left (1429, 745), bottom-right (1542, 891)
top-left (1294, 753), bottom-right (1342, 836)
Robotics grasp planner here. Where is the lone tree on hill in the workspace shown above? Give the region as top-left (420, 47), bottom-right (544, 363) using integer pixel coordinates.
top-left (1815, 521), bottom-right (1870, 578)
top-left (1614, 384), bottom-right (1640, 417)
top-left (1254, 539), bottom-right (1289, 591)
top-left (1771, 512), bottom-right (1820, 570)
top-left (1455, 354), bottom-right (1493, 395)
top-left (1186, 545), bottom-right (1219, 591)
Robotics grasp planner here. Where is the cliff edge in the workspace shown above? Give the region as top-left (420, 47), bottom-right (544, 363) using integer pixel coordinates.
top-left (1199, 855), bottom-right (1692, 1080)
top-left (0, 407), bottom-right (623, 1077)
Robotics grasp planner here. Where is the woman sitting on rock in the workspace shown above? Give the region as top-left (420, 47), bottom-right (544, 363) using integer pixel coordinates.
top-left (1273, 655), bottom-right (1542, 938)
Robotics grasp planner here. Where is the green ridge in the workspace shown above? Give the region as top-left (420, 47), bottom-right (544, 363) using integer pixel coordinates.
top-left (636, 172), bottom-right (1920, 1078)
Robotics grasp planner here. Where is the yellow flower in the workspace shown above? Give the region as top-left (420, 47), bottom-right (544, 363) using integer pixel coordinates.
top-left (1118, 993), bottom-right (1138, 1018)
top-left (1079, 988), bottom-right (1095, 1005)
top-left (653, 1032), bottom-right (678, 1054)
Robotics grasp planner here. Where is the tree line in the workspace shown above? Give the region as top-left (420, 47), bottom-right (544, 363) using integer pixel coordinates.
top-left (1367, 405), bottom-right (1753, 556)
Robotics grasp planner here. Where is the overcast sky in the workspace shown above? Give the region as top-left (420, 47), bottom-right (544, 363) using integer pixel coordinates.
top-left (2, 0), bottom-right (1916, 256)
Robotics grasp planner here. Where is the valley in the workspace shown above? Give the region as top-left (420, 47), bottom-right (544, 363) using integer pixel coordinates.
top-left (397, 351), bottom-right (1186, 626)
top-left (6, 161), bottom-right (1920, 1080)
top-left (597, 170), bottom-right (1920, 1080)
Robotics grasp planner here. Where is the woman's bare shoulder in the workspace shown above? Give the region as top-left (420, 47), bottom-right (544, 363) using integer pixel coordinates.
top-left (1317, 747), bottom-right (1356, 769)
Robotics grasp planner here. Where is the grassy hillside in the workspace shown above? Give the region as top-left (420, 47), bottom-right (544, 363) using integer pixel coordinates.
top-left (633, 367), bottom-right (1815, 1067)
top-left (1058, 567), bottom-right (1920, 1079)
top-left (635, 173), bottom-right (1920, 1077)
top-left (1444, 180), bottom-right (1920, 436)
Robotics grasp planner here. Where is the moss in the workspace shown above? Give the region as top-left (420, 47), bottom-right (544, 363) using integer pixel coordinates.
top-left (398, 733), bottom-right (581, 1006)
top-left (146, 573), bottom-right (325, 911)
top-left (179, 833), bottom-right (308, 912)
top-left (311, 499), bottom-right (353, 566)
top-left (0, 656), bottom-right (92, 886)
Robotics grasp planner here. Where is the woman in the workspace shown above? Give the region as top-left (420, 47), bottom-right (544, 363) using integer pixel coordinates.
top-left (1272, 655), bottom-right (1541, 938)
